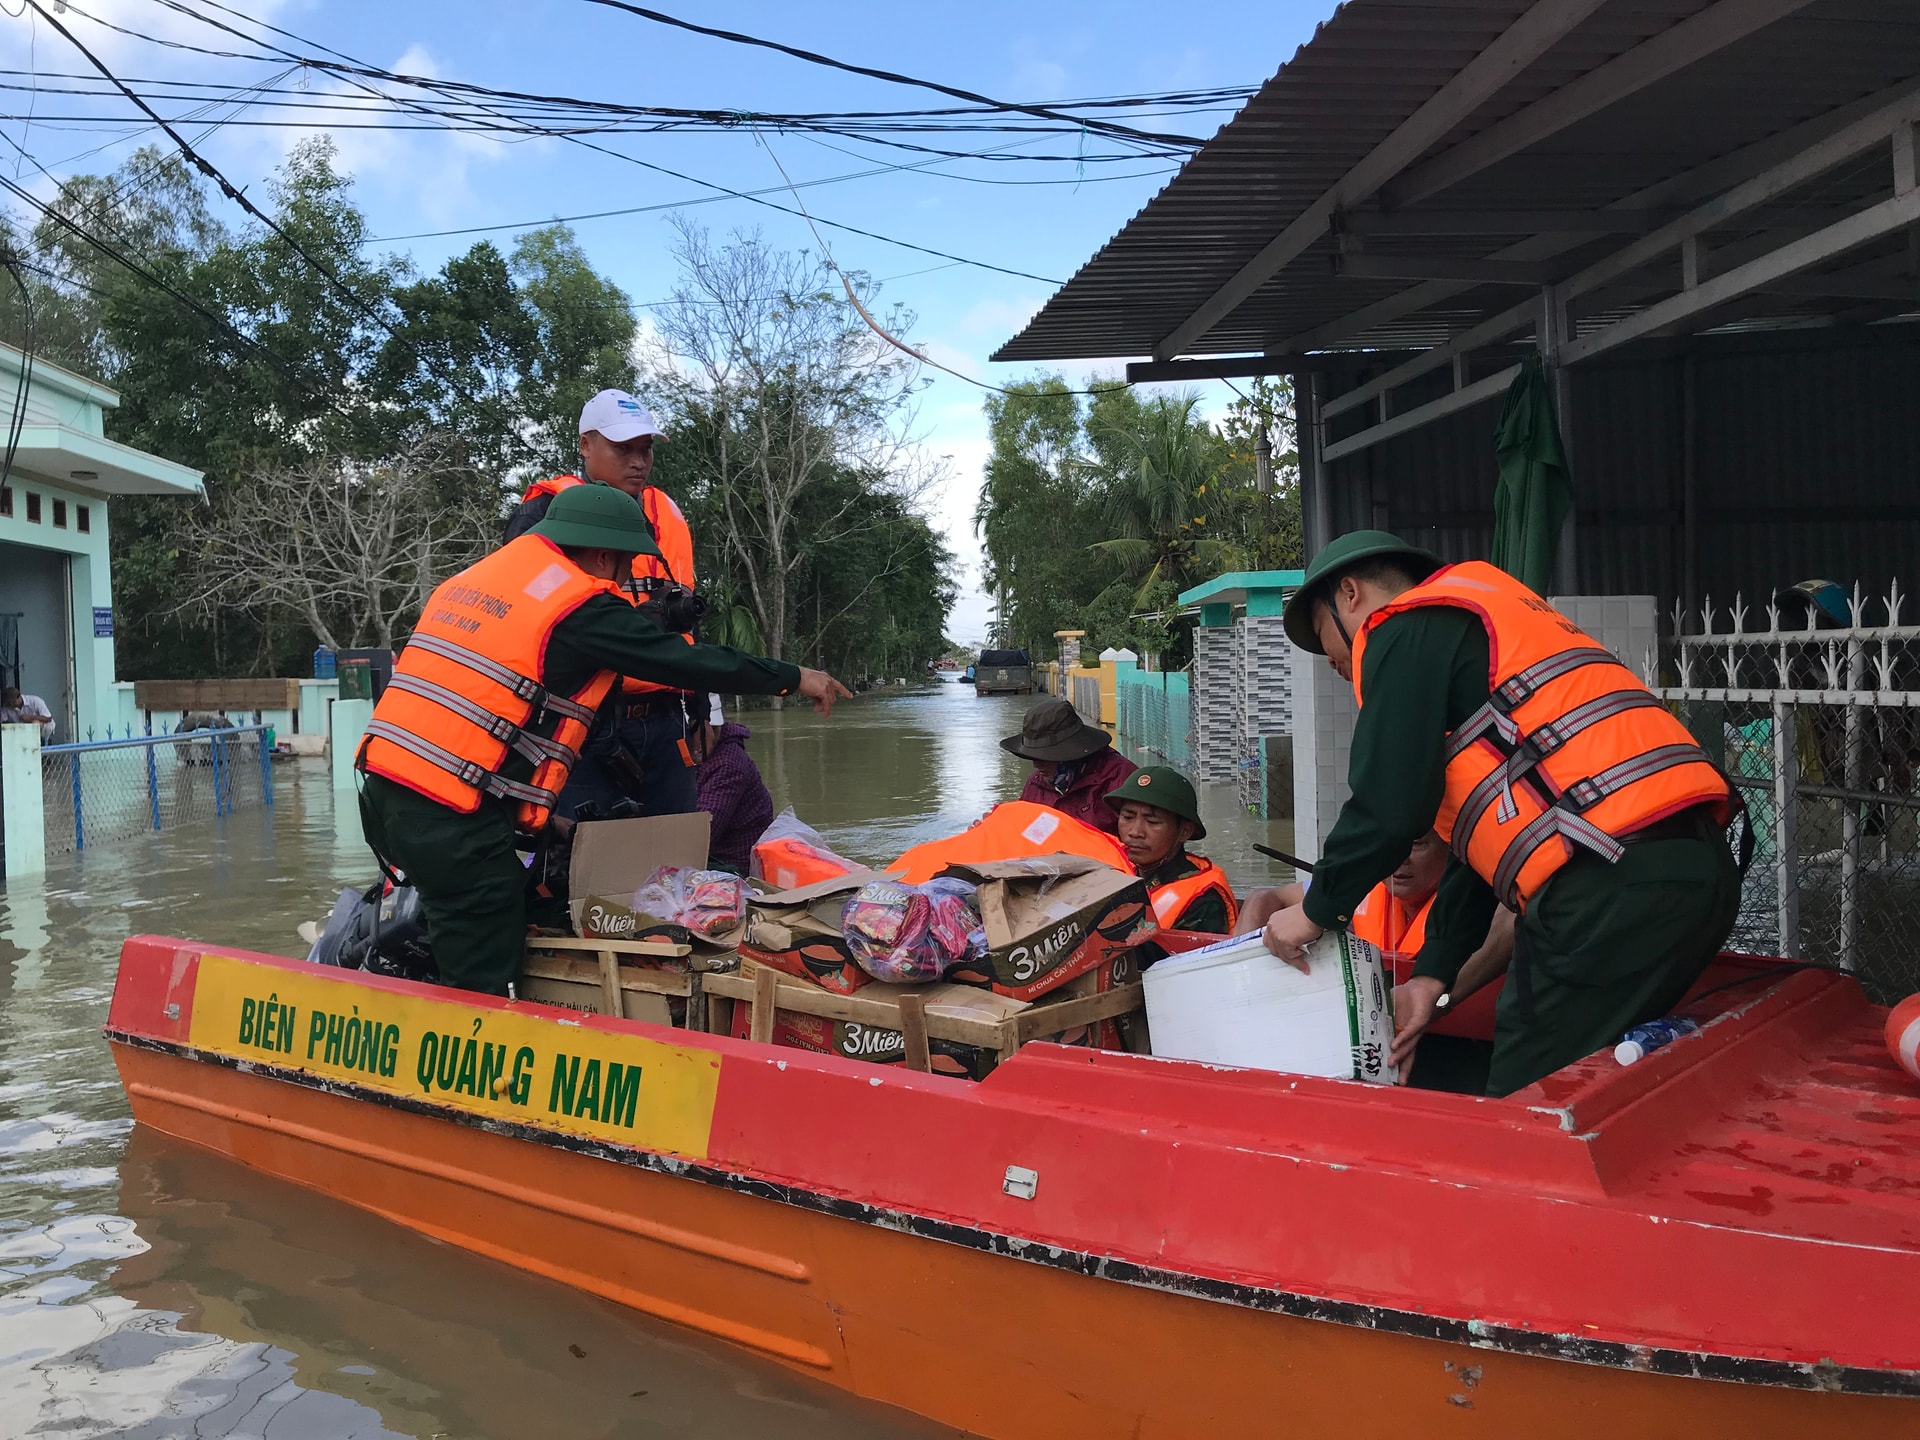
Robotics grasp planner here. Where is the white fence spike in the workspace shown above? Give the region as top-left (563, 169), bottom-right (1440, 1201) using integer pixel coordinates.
top-left (1731, 592), bottom-right (1748, 634)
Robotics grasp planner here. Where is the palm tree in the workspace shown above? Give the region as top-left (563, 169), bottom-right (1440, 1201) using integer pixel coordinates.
top-left (1086, 393), bottom-right (1232, 608)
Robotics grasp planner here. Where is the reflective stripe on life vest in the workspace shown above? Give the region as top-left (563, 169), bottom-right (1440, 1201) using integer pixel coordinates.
top-left (1351, 560), bottom-right (1728, 910)
top-left (889, 800), bottom-right (1131, 885)
top-left (358, 533), bottom-right (620, 833)
top-left (1149, 854), bottom-right (1239, 932)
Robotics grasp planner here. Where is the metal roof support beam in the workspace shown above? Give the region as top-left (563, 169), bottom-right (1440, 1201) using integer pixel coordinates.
top-left (1381, 0), bottom-right (1821, 211)
top-left (1557, 183), bottom-right (1920, 365)
top-left (1150, 0), bottom-right (1610, 363)
top-left (1321, 365), bottom-right (1522, 464)
top-left (1321, 298), bottom-right (1538, 422)
top-left (1339, 208), bottom-right (1680, 237)
top-left (1555, 88), bottom-right (1920, 304)
top-left (1277, 75), bottom-right (1920, 358)
top-left (1334, 254), bottom-right (1559, 286)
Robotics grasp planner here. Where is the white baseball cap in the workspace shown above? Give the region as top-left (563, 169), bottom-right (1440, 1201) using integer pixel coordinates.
top-left (578, 388), bottom-right (665, 443)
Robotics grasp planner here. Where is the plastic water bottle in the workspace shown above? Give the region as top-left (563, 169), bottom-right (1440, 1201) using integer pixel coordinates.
top-left (1614, 1016), bottom-right (1699, 1065)
top-left (313, 647), bottom-right (337, 679)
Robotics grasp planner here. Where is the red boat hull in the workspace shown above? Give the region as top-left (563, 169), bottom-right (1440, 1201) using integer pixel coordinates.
top-left (106, 937), bottom-right (1920, 1438)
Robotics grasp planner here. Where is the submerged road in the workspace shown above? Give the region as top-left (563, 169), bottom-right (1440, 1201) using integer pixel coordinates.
top-left (0, 683), bottom-right (1295, 1437)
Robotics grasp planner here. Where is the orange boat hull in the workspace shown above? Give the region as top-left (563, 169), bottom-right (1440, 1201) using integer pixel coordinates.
top-left (112, 1040), bottom-right (1915, 1440)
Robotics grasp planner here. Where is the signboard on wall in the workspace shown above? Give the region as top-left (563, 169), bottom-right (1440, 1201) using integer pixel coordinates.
top-left (92, 607), bottom-right (113, 638)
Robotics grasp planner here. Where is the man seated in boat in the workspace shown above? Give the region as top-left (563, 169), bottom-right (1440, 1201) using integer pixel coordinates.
top-left (1257, 530), bottom-right (1739, 1097)
top-left (356, 484), bottom-right (851, 995)
top-left (1104, 766), bottom-right (1237, 934)
top-left (1001, 699), bottom-right (1137, 836)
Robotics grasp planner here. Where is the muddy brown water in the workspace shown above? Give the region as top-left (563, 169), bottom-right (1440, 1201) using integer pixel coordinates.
top-left (0, 683), bottom-right (1296, 1437)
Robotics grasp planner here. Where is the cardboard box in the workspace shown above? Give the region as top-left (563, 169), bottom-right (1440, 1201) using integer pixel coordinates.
top-left (739, 870), bottom-right (892, 994)
top-left (936, 856), bottom-right (1155, 1002)
top-left (567, 813), bottom-right (746, 953)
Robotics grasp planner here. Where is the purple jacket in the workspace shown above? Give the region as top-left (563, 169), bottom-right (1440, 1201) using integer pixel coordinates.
top-left (697, 722), bottom-right (776, 874)
top-left (1016, 746), bottom-right (1138, 836)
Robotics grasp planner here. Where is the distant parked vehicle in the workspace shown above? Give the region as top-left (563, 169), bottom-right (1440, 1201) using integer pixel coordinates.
top-left (973, 648), bottom-right (1033, 696)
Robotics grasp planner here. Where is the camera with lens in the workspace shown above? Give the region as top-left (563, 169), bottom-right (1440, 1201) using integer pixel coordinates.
top-left (630, 576), bottom-right (709, 634)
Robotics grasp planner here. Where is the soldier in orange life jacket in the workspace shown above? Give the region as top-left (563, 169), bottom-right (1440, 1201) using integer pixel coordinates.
top-left (358, 484), bottom-right (850, 995)
top-left (504, 388), bottom-right (705, 820)
top-left (1262, 531), bottom-right (1740, 1097)
top-left (1104, 766), bottom-right (1238, 934)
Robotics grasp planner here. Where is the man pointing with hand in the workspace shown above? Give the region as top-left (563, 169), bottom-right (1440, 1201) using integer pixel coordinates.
top-left (359, 484), bottom-right (851, 995)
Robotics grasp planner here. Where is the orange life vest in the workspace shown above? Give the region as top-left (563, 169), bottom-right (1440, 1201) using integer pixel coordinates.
top-left (1149, 854), bottom-right (1239, 932)
top-left (359, 534), bottom-right (619, 833)
top-left (888, 801), bottom-right (1132, 885)
top-left (1352, 561), bottom-right (1728, 910)
top-left (1349, 882), bottom-right (1430, 960)
top-left (522, 476), bottom-right (699, 699)
top-left (754, 837), bottom-right (853, 891)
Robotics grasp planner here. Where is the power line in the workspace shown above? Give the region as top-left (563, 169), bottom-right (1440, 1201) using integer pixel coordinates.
top-left (580, 0), bottom-right (1208, 151)
top-left (98, 0), bottom-right (1075, 283)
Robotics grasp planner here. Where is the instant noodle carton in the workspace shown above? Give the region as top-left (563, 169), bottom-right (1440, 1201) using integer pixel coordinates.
top-left (567, 813), bottom-right (746, 955)
top-left (935, 855), bottom-right (1155, 1002)
top-left (739, 870), bottom-right (897, 995)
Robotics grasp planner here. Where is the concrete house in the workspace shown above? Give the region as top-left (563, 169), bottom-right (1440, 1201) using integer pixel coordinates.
top-left (0, 343), bottom-right (203, 741)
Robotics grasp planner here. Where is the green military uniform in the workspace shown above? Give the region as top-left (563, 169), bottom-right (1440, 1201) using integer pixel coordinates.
top-left (360, 489), bottom-right (802, 995)
top-left (1292, 540), bottom-right (1739, 1097)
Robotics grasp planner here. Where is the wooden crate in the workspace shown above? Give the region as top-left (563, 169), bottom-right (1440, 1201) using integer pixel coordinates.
top-left (520, 936), bottom-right (735, 1029)
top-left (704, 957), bottom-right (1145, 1075)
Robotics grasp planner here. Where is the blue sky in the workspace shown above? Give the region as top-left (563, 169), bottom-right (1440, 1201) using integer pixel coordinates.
top-left (0, 0), bottom-right (1336, 642)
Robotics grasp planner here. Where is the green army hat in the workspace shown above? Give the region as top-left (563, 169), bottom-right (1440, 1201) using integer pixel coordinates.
top-left (529, 483), bottom-right (663, 558)
top-left (1105, 765), bottom-right (1206, 841)
top-left (1283, 529), bottom-right (1441, 654)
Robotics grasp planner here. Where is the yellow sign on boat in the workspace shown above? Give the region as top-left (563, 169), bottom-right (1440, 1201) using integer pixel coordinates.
top-left (187, 952), bottom-right (721, 1160)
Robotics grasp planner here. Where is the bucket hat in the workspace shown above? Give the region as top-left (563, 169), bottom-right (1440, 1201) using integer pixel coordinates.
top-left (1105, 765), bottom-right (1205, 840)
top-left (999, 698), bottom-right (1113, 763)
top-left (1283, 529), bottom-right (1442, 654)
top-left (529, 483), bottom-right (664, 557)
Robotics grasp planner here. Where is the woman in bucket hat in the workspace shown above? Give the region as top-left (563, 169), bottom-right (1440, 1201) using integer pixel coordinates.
top-left (1003, 698), bottom-right (1137, 836)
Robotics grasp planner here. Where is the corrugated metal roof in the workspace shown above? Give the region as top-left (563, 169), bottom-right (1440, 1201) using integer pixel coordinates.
top-left (996, 0), bottom-right (1920, 363)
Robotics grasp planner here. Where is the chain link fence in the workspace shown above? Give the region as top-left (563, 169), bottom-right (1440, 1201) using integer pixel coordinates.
top-left (1654, 595), bottom-right (1920, 1002)
top-left (39, 724), bottom-right (275, 856)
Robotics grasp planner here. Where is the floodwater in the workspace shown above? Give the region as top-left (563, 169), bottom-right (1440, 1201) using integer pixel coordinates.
top-left (0, 683), bottom-right (1297, 1438)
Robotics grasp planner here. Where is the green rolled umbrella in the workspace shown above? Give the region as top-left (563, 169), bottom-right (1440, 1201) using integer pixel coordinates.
top-left (1492, 355), bottom-right (1572, 595)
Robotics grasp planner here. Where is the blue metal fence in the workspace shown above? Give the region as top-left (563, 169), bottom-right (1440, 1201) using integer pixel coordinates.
top-left (1117, 671), bottom-right (1192, 770)
top-left (40, 724), bottom-right (274, 854)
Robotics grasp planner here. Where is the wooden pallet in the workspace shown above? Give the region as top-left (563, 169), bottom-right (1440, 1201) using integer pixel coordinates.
top-left (520, 936), bottom-right (735, 1029)
top-left (703, 957), bottom-right (1145, 1073)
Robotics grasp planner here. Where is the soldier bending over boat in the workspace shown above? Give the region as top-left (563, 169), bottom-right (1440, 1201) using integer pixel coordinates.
top-left (1261, 531), bottom-right (1739, 1097)
top-left (355, 484), bottom-right (849, 994)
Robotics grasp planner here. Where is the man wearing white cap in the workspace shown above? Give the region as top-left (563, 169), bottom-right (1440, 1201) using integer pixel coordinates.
top-left (504, 388), bottom-right (706, 818)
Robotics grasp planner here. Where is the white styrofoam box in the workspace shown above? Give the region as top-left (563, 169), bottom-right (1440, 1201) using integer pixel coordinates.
top-left (1144, 930), bottom-right (1396, 1083)
top-left (1551, 594), bottom-right (1659, 678)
